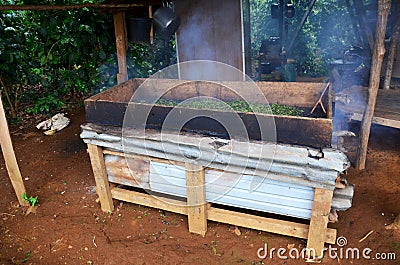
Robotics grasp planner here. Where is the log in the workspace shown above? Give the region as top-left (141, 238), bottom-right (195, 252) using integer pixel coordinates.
top-left (355, 0), bottom-right (391, 170)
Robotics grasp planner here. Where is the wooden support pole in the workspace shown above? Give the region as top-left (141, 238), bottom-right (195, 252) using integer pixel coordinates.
top-left (383, 4), bottom-right (400, 90)
top-left (306, 188), bottom-right (334, 259)
top-left (87, 144), bottom-right (114, 212)
top-left (0, 94), bottom-right (26, 205)
top-left (113, 12), bottom-right (128, 84)
top-left (149, 6), bottom-right (154, 44)
top-left (356, 0), bottom-right (391, 170)
top-left (186, 162), bottom-right (207, 236)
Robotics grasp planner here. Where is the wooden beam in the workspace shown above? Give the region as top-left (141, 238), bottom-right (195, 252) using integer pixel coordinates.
top-left (351, 113), bottom-right (400, 129)
top-left (306, 188), bottom-right (334, 258)
top-left (0, 94), bottom-right (26, 206)
top-left (208, 207), bottom-right (336, 244)
top-left (356, 0), bottom-right (391, 170)
top-left (111, 187), bottom-right (189, 215)
top-left (185, 163), bottom-right (207, 236)
top-left (87, 144), bottom-right (114, 212)
top-left (110, 187), bottom-right (337, 243)
top-left (0, 4), bottom-right (144, 11)
top-left (113, 12), bottom-right (128, 84)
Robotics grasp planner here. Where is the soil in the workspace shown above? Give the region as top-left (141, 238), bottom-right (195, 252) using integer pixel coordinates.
top-left (0, 106), bottom-right (399, 265)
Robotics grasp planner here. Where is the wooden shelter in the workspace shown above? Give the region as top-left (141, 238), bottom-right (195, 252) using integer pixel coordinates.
top-left (0, 0), bottom-right (398, 256)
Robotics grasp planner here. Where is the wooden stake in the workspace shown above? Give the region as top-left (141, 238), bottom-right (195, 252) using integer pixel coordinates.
top-left (186, 162), bottom-right (207, 236)
top-left (0, 93), bottom-right (26, 205)
top-left (87, 144), bottom-right (114, 212)
top-left (306, 188), bottom-right (334, 259)
top-left (355, 0), bottom-right (391, 170)
top-left (113, 12), bottom-right (128, 84)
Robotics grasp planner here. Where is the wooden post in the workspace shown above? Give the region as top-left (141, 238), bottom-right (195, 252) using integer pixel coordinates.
top-left (113, 11), bottom-right (128, 84)
top-left (87, 144), bottom-right (114, 212)
top-left (149, 6), bottom-right (154, 44)
top-left (383, 4), bottom-right (400, 90)
top-left (306, 188), bottom-right (334, 259)
top-left (186, 162), bottom-right (207, 236)
top-left (356, 0), bottom-right (391, 170)
top-left (0, 94), bottom-right (27, 205)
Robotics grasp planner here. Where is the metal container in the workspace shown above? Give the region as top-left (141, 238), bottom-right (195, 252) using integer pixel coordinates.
top-left (126, 17), bottom-right (152, 44)
top-left (153, 6), bottom-right (180, 39)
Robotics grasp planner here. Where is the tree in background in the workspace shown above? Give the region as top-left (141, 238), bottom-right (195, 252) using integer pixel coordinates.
top-left (250, 0), bottom-right (356, 77)
top-left (0, 0), bottom-right (176, 116)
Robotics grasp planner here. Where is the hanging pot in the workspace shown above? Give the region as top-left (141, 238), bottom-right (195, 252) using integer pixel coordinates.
top-left (126, 17), bottom-right (152, 44)
top-left (153, 6), bottom-right (180, 39)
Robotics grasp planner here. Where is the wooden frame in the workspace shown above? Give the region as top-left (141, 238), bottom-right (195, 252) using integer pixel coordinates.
top-left (87, 144), bottom-right (337, 257)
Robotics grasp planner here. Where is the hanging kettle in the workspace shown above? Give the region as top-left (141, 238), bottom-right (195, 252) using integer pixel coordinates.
top-left (153, 6), bottom-right (180, 39)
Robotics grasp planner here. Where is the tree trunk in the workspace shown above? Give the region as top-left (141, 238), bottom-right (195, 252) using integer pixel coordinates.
top-left (355, 0), bottom-right (391, 170)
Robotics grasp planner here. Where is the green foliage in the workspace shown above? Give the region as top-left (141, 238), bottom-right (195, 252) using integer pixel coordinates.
top-left (0, 1), bottom-right (116, 114)
top-left (22, 193), bottom-right (38, 207)
top-left (0, 1), bottom-right (176, 115)
top-left (21, 250), bottom-right (31, 263)
top-left (155, 98), bottom-right (304, 116)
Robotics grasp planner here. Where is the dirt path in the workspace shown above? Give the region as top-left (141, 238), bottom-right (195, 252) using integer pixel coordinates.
top-left (0, 106), bottom-right (399, 265)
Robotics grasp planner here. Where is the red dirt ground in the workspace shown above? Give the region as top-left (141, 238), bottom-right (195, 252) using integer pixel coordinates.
top-left (0, 106), bottom-right (399, 265)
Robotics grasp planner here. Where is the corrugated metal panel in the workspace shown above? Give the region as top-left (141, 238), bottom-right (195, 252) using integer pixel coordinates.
top-left (104, 154), bottom-right (150, 189)
top-left (149, 161), bottom-right (314, 219)
top-left (81, 125), bottom-right (351, 191)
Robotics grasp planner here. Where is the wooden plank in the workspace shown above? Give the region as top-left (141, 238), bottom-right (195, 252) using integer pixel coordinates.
top-left (111, 187), bottom-right (188, 215)
top-left (327, 84), bottom-right (333, 119)
top-left (85, 78), bottom-right (329, 108)
top-left (336, 86), bottom-right (400, 129)
top-left (113, 11), bottom-right (128, 84)
top-left (0, 95), bottom-right (26, 205)
top-left (110, 187), bottom-right (336, 244)
top-left (185, 163), bottom-right (207, 236)
top-left (137, 79), bottom-right (329, 108)
top-left (207, 207), bottom-right (336, 244)
top-left (87, 144), bottom-right (114, 212)
top-left (306, 188), bottom-right (334, 258)
top-left (351, 113), bottom-right (400, 129)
